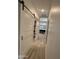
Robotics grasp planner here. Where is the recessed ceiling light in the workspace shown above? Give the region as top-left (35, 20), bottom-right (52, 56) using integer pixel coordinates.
top-left (41, 9), bottom-right (45, 12)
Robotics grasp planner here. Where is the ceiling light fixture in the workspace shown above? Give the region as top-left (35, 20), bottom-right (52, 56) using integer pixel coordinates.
top-left (41, 9), bottom-right (45, 12)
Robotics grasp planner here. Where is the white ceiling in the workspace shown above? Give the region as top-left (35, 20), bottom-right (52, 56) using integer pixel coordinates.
top-left (23, 0), bottom-right (60, 19)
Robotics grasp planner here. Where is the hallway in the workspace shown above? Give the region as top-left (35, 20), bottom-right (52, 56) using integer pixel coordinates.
top-left (19, 0), bottom-right (60, 59)
top-left (1, 0), bottom-right (79, 59)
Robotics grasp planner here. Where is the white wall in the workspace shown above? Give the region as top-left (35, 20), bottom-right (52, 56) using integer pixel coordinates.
top-left (20, 5), bottom-right (34, 58)
top-left (47, 6), bottom-right (60, 59)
